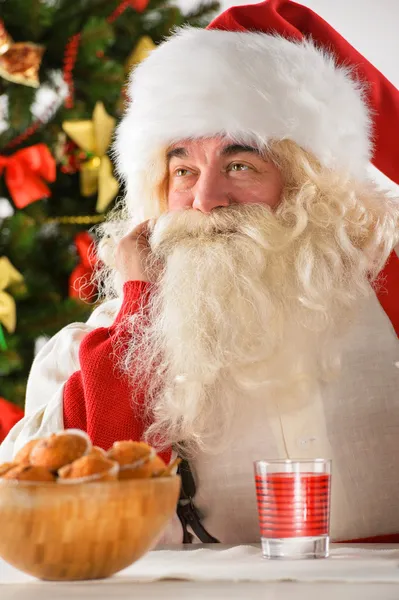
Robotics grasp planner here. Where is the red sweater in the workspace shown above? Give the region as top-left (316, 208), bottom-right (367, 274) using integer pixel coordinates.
top-left (63, 280), bottom-right (171, 463)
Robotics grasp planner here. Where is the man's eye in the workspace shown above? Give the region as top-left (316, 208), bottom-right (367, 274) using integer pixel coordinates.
top-left (229, 163), bottom-right (250, 172)
top-left (175, 168), bottom-right (191, 177)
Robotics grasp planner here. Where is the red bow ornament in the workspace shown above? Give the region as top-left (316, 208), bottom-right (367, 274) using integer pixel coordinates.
top-left (69, 232), bottom-right (98, 301)
top-left (0, 143), bottom-right (56, 209)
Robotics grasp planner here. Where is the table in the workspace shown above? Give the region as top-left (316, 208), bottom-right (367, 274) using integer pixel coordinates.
top-left (4, 581), bottom-right (399, 600)
top-left (3, 544), bottom-right (399, 600)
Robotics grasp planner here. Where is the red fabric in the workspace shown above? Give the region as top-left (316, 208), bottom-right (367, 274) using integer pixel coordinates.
top-left (209, 0), bottom-right (399, 335)
top-left (0, 397), bottom-right (24, 443)
top-left (63, 280), bottom-right (172, 463)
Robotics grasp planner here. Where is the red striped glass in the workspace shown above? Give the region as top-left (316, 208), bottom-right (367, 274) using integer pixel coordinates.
top-left (254, 459), bottom-right (331, 559)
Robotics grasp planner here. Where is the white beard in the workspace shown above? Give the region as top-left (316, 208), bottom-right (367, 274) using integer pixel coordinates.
top-left (118, 199), bottom-right (390, 456)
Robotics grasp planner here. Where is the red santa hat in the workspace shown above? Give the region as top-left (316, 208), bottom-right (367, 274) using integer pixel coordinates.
top-left (115, 0), bottom-right (399, 222)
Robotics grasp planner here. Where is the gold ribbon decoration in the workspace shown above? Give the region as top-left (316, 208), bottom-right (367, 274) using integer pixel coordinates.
top-left (0, 20), bottom-right (44, 87)
top-left (0, 257), bottom-right (24, 334)
top-left (45, 214), bottom-right (104, 225)
top-left (62, 102), bottom-right (119, 213)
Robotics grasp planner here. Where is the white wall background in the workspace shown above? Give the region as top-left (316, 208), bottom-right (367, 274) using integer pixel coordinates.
top-left (179, 0), bottom-right (399, 86)
top-left (177, 0), bottom-right (399, 190)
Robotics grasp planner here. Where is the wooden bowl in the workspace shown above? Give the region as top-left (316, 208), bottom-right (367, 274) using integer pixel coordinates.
top-left (0, 476), bottom-right (180, 581)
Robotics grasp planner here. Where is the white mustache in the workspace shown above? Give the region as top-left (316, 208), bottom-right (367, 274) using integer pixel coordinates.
top-left (149, 204), bottom-right (281, 254)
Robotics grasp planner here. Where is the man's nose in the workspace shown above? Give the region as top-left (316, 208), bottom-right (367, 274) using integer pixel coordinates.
top-left (192, 171), bottom-right (230, 213)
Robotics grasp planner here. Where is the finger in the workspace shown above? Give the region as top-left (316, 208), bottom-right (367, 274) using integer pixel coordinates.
top-left (131, 219), bottom-right (157, 240)
top-left (130, 220), bottom-right (151, 239)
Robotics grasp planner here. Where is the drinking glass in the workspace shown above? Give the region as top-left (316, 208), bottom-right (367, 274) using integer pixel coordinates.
top-left (254, 458), bottom-right (331, 559)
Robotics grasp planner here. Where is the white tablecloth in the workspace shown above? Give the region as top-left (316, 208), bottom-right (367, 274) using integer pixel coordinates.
top-left (3, 543), bottom-right (399, 583)
top-left (2, 544), bottom-right (399, 600)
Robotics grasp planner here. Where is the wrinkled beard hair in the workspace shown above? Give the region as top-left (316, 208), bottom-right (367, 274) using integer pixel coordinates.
top-left (93, 141), bottom-right (399, 457)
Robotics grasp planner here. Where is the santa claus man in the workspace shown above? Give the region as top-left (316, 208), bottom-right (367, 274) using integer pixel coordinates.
top-left (1, 0), bottom-right (399, 545)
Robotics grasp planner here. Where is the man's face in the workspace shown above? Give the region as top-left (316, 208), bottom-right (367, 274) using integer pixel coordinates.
top-left (167, 137), bottom-right (283, 213)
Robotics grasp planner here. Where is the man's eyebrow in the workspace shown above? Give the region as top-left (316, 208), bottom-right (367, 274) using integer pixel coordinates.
top-left (167, 144), bottom-right (263, 162)
top-left (167, 147), bottom-right (188, 161)
top-left (221, 144), bottom-right (262, 157)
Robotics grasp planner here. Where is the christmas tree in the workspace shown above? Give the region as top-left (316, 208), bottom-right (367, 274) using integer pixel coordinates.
top-left (0, 0), bottom-right (219, 411)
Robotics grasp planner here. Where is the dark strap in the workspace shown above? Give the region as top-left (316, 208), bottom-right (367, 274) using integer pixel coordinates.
top-left (177, 458), bottom-right (220, 544)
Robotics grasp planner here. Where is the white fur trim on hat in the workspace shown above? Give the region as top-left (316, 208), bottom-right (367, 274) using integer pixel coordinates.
top-left (114, 27), bottom-right (372, 220)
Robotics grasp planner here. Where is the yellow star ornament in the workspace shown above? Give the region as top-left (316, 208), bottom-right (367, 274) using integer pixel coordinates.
top-left (0, 256), bottom-right (24, 334)
top-left (125, 36), bottom-right (156, 72)
top-left (62, 102), bottom-right (119, 213)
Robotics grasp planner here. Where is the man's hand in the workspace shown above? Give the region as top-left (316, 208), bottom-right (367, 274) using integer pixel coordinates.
top-left (115, 220), bottom-right (157, 284)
